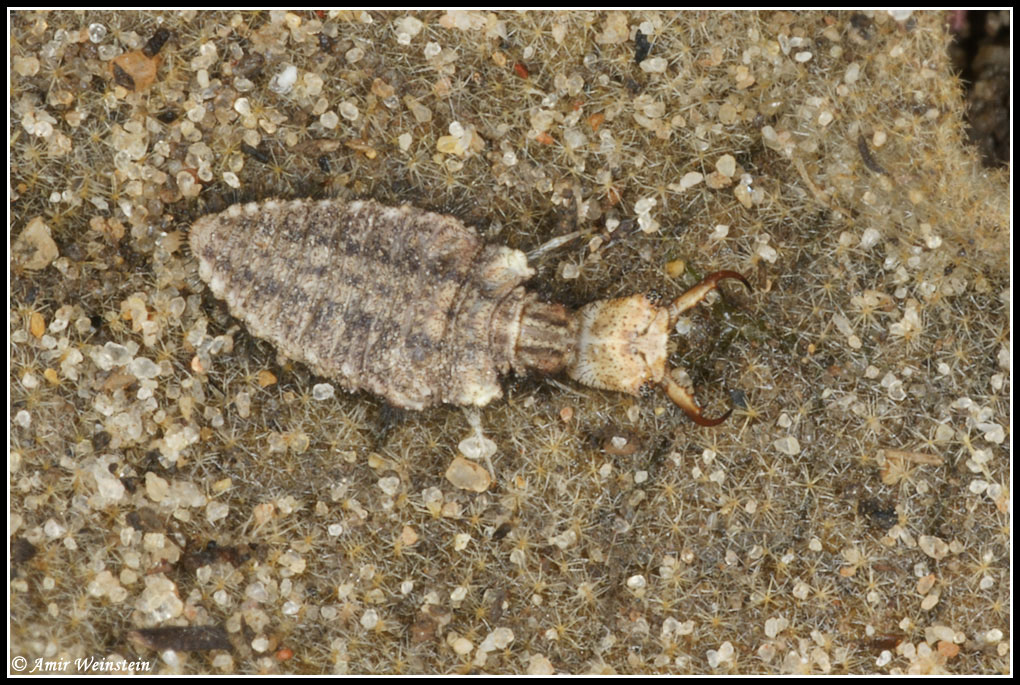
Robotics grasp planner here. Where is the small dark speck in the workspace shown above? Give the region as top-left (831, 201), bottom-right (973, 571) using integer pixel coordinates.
top-left (728, 388), bottom-right (748, 410)
top-left (94, 429), bottom-right (111, 451)
top-left (128, 625), bottom-right (231, 652)
top-left (241, 142), bottom-right (270, 164)
top-left (857, 134), bottom-right (887, 174)
top-left (318, 33), bottom-right (336, 53)
top-left (181, 540), bottom-right (222, 571)
top-left (850, 13), bottom-right (874, 40)
top-left (860, 497), bottom-right (897, 529)
top-left (62, 240), bottom-right (86, 261)
top-left (12, 537), bottom-right (38, 565)
top-left (143, 28), bottom-right (171, 58)
top-left (126, 507), bottom-right (165, 533)
top-left (235, 51), bottom-right (266, 79)
top-left (634, 30), bottom-right (651, 64)
top-left (489, 590), bottom-right (506, 623)
top-left (111, 62), bottom-right (135, 91)
top-left (317, 155), bottom-right (331, 173)
top-left (156, 108), bottom-right (179, 124)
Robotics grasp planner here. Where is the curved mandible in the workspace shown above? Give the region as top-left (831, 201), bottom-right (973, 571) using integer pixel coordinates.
top-left (662, 372), bottom-right (733, 426)
top-left (662, 270), bottom-right (752, 425)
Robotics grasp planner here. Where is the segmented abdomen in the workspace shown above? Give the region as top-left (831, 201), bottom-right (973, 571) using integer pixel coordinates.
top-left (190, 199), bottom-right (536, 409)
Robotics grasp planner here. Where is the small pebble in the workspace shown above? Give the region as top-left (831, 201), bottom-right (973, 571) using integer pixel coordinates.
top-left (320, 111), bottom-right (339, 129)
top-left (452, 636), bottom-right (473, 655)
top-left (394, 16), bottom-right (424, 44)
top-left (680, 171), bottom-right (703, 190)
top-left (13, 55), bottom-right (40, 77)
top-left (206, 501), bottom-right (229, 523)
top-left (458, 431), bottom-right (496, 461)
top-left (640, 57), bottom-right (668, 73)
top-left (269, 65), bottom-right (298, 95)
top-left (111, 51), bottom-right (160, 91)
top-left (339, 101), bottom-right (359, 121)
top-left (773, 436), bottom-right (801, 455)
top-left (312, 383), bottom-right (335, 400)
top-left (130, 357), bottom-right (160, 379)
top-left (445, 456), bottom-right (491, 492)
top-left (918, 535), bottom-right (949, 560)
top-left (360, 608), bottom-right (379, 630)
top-left (478, 627), bottom-right (514, 652)
top-left (707, 641), bottom-right (735, 668)
top-left (88, 23), bottom-right (107, 43)
top-left (377, 475), bottom-right (401, 496)
top-left (984, 629), bottom-right (1003, 644)
top-left (528, 654), bottom-right (555, 675)
top-left (13, 217), bottom-right (59, 270)
top-left (715, 154), bottom-right (737, 177)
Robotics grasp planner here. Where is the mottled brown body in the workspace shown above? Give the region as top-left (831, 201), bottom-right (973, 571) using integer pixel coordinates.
top-left (190, 199), bottom-right (573, 409)
top-left (190, 198), bottom-right (749, 422)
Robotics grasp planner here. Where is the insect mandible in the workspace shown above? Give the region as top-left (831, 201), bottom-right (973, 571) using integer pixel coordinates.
top-left (189, 198), bottom-right (751, 425)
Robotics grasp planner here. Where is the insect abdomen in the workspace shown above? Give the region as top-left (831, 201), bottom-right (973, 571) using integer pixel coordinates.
top-left (190, 199), bottom-right (535, 409)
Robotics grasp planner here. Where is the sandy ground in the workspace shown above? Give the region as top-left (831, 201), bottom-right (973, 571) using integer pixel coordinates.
top-left (10, 10), bottom-right (1010, 674)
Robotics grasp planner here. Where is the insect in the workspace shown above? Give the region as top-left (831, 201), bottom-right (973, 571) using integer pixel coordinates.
top-left (190, 198), bottom-right (750, 425)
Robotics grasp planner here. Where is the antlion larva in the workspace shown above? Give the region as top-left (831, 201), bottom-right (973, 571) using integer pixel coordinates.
top-left (189, 198), bottom-right (750, 424)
